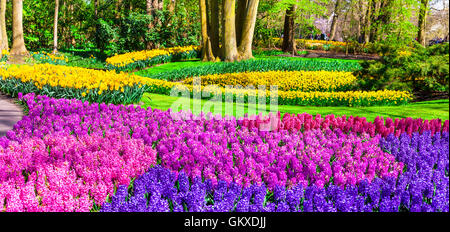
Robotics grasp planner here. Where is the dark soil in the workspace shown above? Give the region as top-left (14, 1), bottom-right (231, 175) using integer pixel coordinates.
top-left (278, 50), bottom-right (380, 61)
top-left (411, 90), bottom-right (449, 102)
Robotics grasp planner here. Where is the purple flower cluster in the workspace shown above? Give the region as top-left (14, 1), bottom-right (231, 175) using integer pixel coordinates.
top-left (156, 124), bottom-right (403, 189)
top-left (239, 112), bottom-right (449, 137)
top-left (102, 131), bottom-right (448, 212)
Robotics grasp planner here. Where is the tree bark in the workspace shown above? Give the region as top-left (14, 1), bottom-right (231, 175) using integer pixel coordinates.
top-left (199, 0), bottom-right (259, 62)
top-left (0, 0), bottom-right (8, 53)
top-left (209, 0), bottom-right (221, 57)
top-left (237, 0), bottom-right (259, 60)
top-left (169, 0), bottom-right (176, 13)
top-left (94, 0), bottom-right (98, 19)
top-left (200, 0), bottom-right (215, 61)
top-left (10, 0), bottom-right (28, 55)
top-left (235, 0), bottom-right (247, 47)
top-left (369, 0), bottom-right (378, 42)
top-left (329, 0), bottom-right (341, 41)
top-left (363, 0), bottom-right (372, 43)
top-left (115, 0), bottom-right (122, 19)
top-left (53, 0), bottom-right (60, 54)
top-left (417, 0), bottom-right (429, 46)
top-left (282, 4), bottom-right (297, 54)
top-left (222, 0), bottom-right (239, 61)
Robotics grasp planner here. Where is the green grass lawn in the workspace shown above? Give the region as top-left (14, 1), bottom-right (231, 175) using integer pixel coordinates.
top-left (134, 55), bottom-right (361, 77)
top-left (60, 52), bottom-right (107, 69)
top-left (140, 92), bottom-right (449, 121)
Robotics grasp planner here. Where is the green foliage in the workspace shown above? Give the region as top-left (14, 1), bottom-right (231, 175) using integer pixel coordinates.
top-left (355, 42), bottom-right (449, 93)
top-left (30, 52), bottom-right (68, 65)
top-left (96, 19), bottom-right (121, 56)
top-left (138, 58), bottom-right (362, 81)
top-left (94, 10), bottom-right (200, 56)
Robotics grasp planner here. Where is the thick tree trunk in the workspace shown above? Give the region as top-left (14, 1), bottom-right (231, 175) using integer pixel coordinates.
top-left (417, 0), bottom-right (429, 46)
top-left (209, 0), bottom-right (221, 57)
top-left (53, 0), bottom-right (60, 54)
top-left (222, 0), bottom-right (239, 61)
top-left (282, 5), bottom-right (297, 54)
top-left (200, 0), bottom-right (215, 61)
top-left (10, 0), bottom-right (28, 55)
top-left (235, 0), bottom-right (248, 47)
top-left (329, 0), bottom-right (341, 41)
top-left (0, 0), bottom-right (8, 53)
top-left (237, 0), bottom-right (259, 60)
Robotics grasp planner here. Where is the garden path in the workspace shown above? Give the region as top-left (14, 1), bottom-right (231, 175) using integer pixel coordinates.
top-left (0, 93), bottom-right (23, 137)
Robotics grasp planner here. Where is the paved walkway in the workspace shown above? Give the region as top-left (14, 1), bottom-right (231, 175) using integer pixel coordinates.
top-left (0, 93), bottom-right (23, 137)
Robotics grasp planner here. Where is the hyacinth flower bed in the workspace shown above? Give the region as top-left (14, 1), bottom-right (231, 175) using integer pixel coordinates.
top-left (0, 93), bottom-right (448, 212)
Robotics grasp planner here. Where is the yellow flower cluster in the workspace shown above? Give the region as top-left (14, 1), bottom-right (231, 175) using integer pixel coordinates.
top-left (1, 49), bottom-right (9, 56)
top-left (105, 45), bottom-right (200, 67)
top-left (398, 50), bottom-right (412, 57)
top-left (276, 89), bottom-right (411, 104)
top-left (0, 64), bottom-right (147, 94)
top-left (182, 71), bottom-right (356, 92)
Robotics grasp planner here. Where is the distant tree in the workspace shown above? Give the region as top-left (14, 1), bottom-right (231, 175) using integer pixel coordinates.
top-left (53, 0), bottom-right (60, 54)
top-left (0, 0), bottom-right (8, 55)
top-left (417, 0), bottom-right (429, 46)
top-left (11, 0), bottom-right (28, 55)
top-left (329, 0), bottom-right (341, 40)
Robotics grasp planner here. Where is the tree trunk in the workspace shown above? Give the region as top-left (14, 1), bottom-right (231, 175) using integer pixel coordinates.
top-left (0, 0), bottom-right (8, 53)
top-left (282, 5), bottom-right (297, 54)
top-left (69, 3), bottom-right (76, 47)
top-left (363, 0), bottom-right (372, 43)
top-left (94, 0), bottom-right (98, 19)
top-left (209, 0), bottom-right (221, 57)
top-left (169, 0), bottom-right (176, 13)
top-left (53, 0), bottom-right (60, 54)
top-left (369, 0), bottom-right (378, 42)
top-left (200, 0), bottom-right (215, 61)
top-left (235, 0), bottom-right (247, 47)
top-left (237, 0), bottom-right (259, 60)
top-left (10, 0), bottom-right (28, 55)
top-left (417, 0), bottom-right (429, 46)
top-left (329, 0), bottom-right (341, 41)
top-left (146, 0), bottom-right (153, 49)
top-left (222, 0), bottom-right (239, 61)
top-left (115, 0), bottom-right (122, 19)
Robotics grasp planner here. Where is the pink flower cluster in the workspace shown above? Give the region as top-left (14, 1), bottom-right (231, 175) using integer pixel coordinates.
top-left (239, 112), bottom-right (449, 137)
top-left (0, 132), bottom-right (156, 212)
